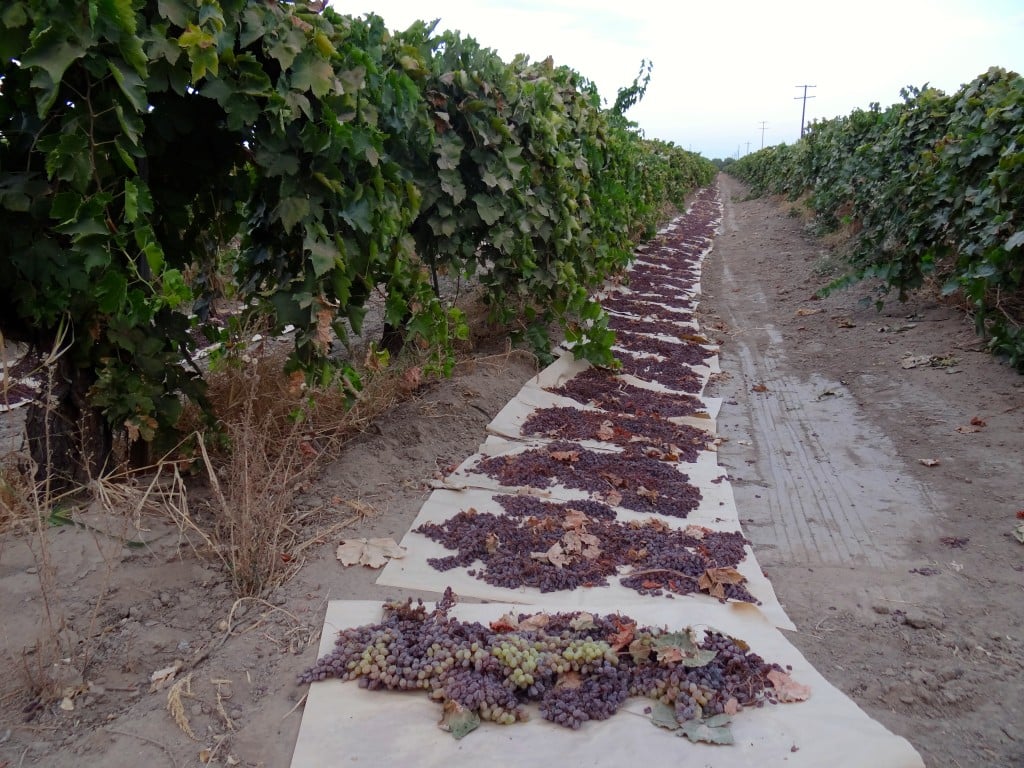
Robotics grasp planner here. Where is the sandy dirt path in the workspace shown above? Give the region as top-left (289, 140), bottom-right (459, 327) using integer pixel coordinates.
top-left (702, 174), bottom-right (1023, 768)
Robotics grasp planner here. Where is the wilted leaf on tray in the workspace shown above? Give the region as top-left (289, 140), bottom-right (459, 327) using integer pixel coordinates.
top-left (608, 620), bottom-right (636, 651)
top-left (677, 714), bottom-right (734, 745)
top-left (519, 613), bottom-right (550, 631)
top-left (767, 669), bottom-right (812, 702)
top-left (438, 700), bottom-right (480, 740)
top-left (650, 700), bottom-right (680, 731)
top-left (336, 538), bottom-right (406, 568)
top-left (698, 567), bottom-right (746, 599)
top-left (550, 449), bottom-right (580, 462)
top-left (490, 613), bottom-right (519, 632)
top-left (555, 670), bottom-right (583, 690)
top-left (684, 524), bottom-right (709, 540)
top-left (652, 631), bottom-right (717, 667)
top-left (531, 542), bottom-right (569, 569)
top-left (637, 486), bottom-right (659, 501)
top-left (569, 612), bottom-right (595, 631)
top-left (563, 509), bottom-right (588, 530)
top-left (485, 532), bottom-right (500, 554)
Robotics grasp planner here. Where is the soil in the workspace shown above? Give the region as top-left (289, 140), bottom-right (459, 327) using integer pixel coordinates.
top-left (0, 174), bottom-right (1021, 767)
top-left (703, 175), bottom-right (1023, 768)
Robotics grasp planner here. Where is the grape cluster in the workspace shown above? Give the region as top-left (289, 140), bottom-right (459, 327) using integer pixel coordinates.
top-left (549, 367), bottom-right (708, 420)
top-left (612, 351), bottom-right (705, 393)
top-left (607, 313), bottom-right (699, 342)
top-left (416, 495), bottom-right (755, 601)
top-left (473, 441), bottom-right (703, 517)
top-left (299, 594), bottom-right (795, 733)
top-left (520, 406), bottom-right (707, 464)
top-left (614, 330), bottom-right (716, 369)
top-left (601, 294), bottom-right (696, 323)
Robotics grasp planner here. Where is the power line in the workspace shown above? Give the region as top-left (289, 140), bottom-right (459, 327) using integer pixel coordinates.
top-left (758, 121), bottom-right (768, 149)
top-left (794, 85), bottom-right (816, 138)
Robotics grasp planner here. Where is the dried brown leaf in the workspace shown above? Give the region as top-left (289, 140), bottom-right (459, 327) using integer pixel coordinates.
top-left (767, 669), bottom-right (812, 702)
top-left (596, 420), bottom-right (615, 441)
top-left (336, 538), bottom-right (406, 568)
top-left (550, 449), bottom-right (580, 462)
top-left (698, 567), bottom-right (746, 599)
top-left (919, 458), bottom-right (940, 467)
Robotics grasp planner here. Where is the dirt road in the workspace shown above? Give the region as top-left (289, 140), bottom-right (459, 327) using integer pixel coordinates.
top-left (703, 174), bottom-right (1023, 768)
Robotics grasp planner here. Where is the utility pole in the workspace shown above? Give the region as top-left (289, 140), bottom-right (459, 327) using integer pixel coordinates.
top-left (794, 85), bottom-right (816, 138)
top-left (745, 141), bottom-right (751, 155)
top-left (758, 120), bottom-right (768, 148)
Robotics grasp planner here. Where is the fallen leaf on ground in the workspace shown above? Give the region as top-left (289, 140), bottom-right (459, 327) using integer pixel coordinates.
top-left (1014, 523), bottom-right (1024, 545)
top-left (336, 538), bottom-right (406, 568)
top-left (767, 669), bottom-right (811, 702)
top-left (955, 424), bottom-right (983, 434)
top-left (835, 317), bottom-right (856, 328)
top-left (970, 416), bottom-right (987, 427)
top-left (1016, 510), bottom-right (1024, 520)
top-left (920, 458), bottom-right (940, 467)
top-left (751, 383), bottom-right (769, 393)
top-left (596, 420), bottom-right (615, 441)
top-left (795, 308), bottom-right (822, 316)
top-left (901, 355), bottom-right (932, 369)
top-left (149, 661), bottom-right (184, 691)
top-left (400, 366), bottom-right (423, 393)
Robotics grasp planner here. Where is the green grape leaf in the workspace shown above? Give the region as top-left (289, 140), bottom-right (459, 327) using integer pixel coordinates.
top-left (438, 700), bottom-right (480, 740)
top-left (649, 701), bottom-right (680, 731)
top-left (651, 631), bottom-right (717, 667)
top-left (676, 714), bottom-right (734, 745)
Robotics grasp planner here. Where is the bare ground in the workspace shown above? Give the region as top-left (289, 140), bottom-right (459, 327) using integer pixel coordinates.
top-left (703, 174), bottom-right (1023, 768)
top-left (0, 175), bottom-right (1021, 767)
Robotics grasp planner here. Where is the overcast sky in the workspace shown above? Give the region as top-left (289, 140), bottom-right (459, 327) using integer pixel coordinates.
top-left (336, 0), bottom-right (1024, 160)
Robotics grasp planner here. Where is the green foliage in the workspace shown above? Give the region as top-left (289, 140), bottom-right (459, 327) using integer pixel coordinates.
top-left (729, 68), bottom-right (1024, 370)
top-left (0, 0), bottom-right (715, 473)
